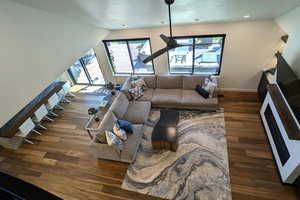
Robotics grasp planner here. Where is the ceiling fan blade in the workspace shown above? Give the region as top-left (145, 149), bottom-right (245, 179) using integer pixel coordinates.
top-left (143, 47), bottom-right (170, 63)
top-left (160, 34), bottom-right (170, 43)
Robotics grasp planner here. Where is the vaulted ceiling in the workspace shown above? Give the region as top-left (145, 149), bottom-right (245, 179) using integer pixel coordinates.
top-left (9, 0), bottom-right (300, 29)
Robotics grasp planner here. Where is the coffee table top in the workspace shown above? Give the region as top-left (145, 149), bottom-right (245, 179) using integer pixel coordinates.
top-left (152, 110), bottom-right (179, 142)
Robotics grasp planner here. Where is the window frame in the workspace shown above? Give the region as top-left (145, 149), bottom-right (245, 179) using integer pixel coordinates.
top-left (67, 49), bottom-right (105, 86)
top-left (103, 38), bottom-right (155, 75)
top-left (167, 34), bottom-right (226, 75)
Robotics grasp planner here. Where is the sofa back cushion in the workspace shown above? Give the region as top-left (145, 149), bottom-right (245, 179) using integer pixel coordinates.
top-left (156, 75), bottom-right (182, 89)
top-left (95, 111), bottom-right (117, 143)
top-left (143, 76), bottom-right (156, 89)
top-left (120, 77), bottom-right (132, 100)
top-left (109, 92), bottom-right (129, 119)
top-left (182, 76), bottom-right (206, 90)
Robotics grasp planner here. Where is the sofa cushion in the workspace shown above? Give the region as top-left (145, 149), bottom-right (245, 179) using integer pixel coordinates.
top-left (138, 89), bottom-right (154, 101)
top-left (95, 111), bottom-right (117, 143)
top-left (121, 124), bottom-right (143, 162)
top-left (109, 93), bottom-right (129, 119)
top-left (120, 78), bottom-right (133, 100)
top-left (156, 76), bottom-right (182, 89)
top-left (152, 89), bottom-right (182, 107)
top-left (144, 76), bottom-right (156, 89)
top-left (182, 76), bottom-right (205, 90)
top-left (181, 90), bottom-right (218, 107)
top-left (122, 101), bottom-right (151, 124)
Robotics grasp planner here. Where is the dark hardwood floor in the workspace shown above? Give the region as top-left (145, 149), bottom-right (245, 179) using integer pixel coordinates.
top-left (0, 91), bottom-right (297, 200)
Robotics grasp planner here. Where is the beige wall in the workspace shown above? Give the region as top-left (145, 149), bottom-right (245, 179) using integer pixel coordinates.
top-left (0, 0), bottom-right (109, 127)
top-left (276, 6), bottom-right (300, 77)
top-left (95, 20), bottom-right (284, 91)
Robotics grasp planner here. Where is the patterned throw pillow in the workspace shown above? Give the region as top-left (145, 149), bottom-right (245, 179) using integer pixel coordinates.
top-left (105, 130), bottom-right (124, 154)
top-left (113, 123), bottom-right (127, 141)
top-left (131, 78), bottom-right (147, 91)
top-left (202, 77), bottom-right (217, 98)
top-left (128, 86), bottom-right (144, 100)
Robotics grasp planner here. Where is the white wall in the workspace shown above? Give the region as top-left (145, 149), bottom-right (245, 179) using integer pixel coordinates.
top-left (95, 20), bottom-right (284, 91)
top-left (0, 0), bottom-right (110, 127)
top-left (276, 6), bottom-right (300, 77)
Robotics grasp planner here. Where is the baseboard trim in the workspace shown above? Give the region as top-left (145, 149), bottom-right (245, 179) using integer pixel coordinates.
top-left (219, 88), bottom-right (257, 92)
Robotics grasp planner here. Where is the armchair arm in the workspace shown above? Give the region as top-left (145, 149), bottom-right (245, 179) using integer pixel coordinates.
top-left (89, 142), bottom-right (121, 161)
top-left (120, 77), bottom-right (132, 100)
top-left (210, 76), bottom-right (219, 98)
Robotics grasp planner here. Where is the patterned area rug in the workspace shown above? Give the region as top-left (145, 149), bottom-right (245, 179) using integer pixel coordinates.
top-left (121, 109), bottom-right (232, 200)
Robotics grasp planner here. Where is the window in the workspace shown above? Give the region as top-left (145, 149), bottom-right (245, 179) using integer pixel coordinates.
top-left (69, 60), bottom-right (90, 84)
top-left (168, 34), bottom-right (226, 75)
top-left (68, 49), bottom-right (105, 85)
top-left (103, 38), bottom-right (154, 74)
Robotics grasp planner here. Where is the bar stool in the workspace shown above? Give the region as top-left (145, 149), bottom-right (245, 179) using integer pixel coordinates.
top-left (57, 88), bottom-right (71, 103)
top-left (17, 118), bottom-right (41, 144)
top-left (63, 81), bottom-right (75, 97)
top-left (46, 93), bottom-right (64, 117)
top-left (33, 104), bottom-right (54, 130)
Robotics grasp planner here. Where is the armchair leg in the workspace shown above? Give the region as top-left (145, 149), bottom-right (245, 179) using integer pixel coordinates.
top-left (45, 116), bottom-right (55, 122)
top-left (48, 111), bottom-right (58, 118)
top-left (61, 97), bottom-right (71, 103)
top-left (37, 124), bottom-right (47, 130)
top-left (32, 130), bottom-right (42, 135)
top-left (55, 105), bottom-right (64, 110)
top-left (66, 92), bottom-right (75, 97)
top-left (24, 138), bottom-right (34, 144)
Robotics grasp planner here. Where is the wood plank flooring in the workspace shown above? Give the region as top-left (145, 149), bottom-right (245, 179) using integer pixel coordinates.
top-left (0, 91), bottom-right (297, 200)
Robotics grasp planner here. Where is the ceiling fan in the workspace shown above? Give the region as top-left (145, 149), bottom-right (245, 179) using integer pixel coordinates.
top-left (143, 0), bottom-right (195, 64)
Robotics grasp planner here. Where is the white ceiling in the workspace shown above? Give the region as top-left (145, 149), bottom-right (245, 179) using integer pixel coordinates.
top-left (9, 0), bottom-right (300, 30)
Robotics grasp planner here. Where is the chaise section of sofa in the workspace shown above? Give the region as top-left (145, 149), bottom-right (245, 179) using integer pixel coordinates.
top-left (89, 92), bottom-right (151, 163)
top-left (121, 75), bottom-right (219, 109)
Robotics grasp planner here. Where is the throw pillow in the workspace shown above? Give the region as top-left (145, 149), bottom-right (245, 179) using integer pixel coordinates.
top-left (131, 78), bottom-right (147, 91)
top-left (113, 123), bottom-right (127, 141)
top-left (128, 86), bottom-right (144, 100)
top-left (195, 84), bottom-right (210, 99)
top-left (202, 77), bottom-right (217, 98)
top-left (117, 120), bottom-right (133, 134)
top-left (105, 130), bottom-right (124, 154)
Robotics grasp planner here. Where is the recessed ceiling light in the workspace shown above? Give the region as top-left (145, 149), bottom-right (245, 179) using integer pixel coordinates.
top-left (243, 15), bottom-right (251, 19)
top-left (194, 18), bottom-right (200, 22)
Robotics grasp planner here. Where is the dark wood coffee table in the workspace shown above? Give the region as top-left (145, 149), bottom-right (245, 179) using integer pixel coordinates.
top-left (152, 110), bottom-right (179, 152)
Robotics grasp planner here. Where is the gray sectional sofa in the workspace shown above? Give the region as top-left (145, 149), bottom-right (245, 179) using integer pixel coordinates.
top-left (90, 75), bottom-right (218, 163)
top-left (122, 75), bottom-right (219, 109)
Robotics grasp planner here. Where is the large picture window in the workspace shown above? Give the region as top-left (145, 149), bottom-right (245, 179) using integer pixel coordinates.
top-left (68, 49), bottom-right (105, 85)
top-left (168, 34), bottom-right (226, 75)
top-left (103, 38), bottom-right (155, 75)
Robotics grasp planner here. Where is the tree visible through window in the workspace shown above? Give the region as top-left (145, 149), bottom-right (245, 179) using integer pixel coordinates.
top-left (168, 34), bottom-right (226, 75)
top-left (103, 38), bottom-right (154, 74)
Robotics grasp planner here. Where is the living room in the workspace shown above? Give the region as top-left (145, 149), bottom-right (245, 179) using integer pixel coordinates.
top-left (0, 0), bottom-right (300, 199)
